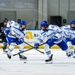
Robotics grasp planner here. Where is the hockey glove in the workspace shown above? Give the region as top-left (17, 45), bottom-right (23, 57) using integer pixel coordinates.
top-left (4, 28), bottom-right (10, 35)
top-left (19, 38), bottom-right (24, 42)
top-left (34, 43), bottom-right (39, 50)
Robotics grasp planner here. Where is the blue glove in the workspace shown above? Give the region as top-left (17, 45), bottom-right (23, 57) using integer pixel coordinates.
top-left (4, 28), bottom-right (10, 35)
top-left (19, 38), bottom-right (24, 42)
top-left (34, 43), bottom-right (39, 50)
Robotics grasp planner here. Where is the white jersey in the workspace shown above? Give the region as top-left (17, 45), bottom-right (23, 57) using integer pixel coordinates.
top-left (49, 25), bottom-right (62, 43)
top-left (36, 25), bottom-right (62, 44)
top-left (6, 21), bottom-right (26, 39)
top-left (48, 24), bottom-right (61, 32)
top-left (60, 25), bottom-right (70, 38)
top-left (61, 25), bottom-right (75, 39)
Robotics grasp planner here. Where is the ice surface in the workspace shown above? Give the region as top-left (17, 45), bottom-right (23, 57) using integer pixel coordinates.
top-left (0, 49), bottom-right (75, 75)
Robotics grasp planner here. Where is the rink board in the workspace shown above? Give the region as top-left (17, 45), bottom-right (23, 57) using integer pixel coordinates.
top-left (0, 30), bottom-right (74, 49)
top-left (0, 45), bottom-right (74, 49)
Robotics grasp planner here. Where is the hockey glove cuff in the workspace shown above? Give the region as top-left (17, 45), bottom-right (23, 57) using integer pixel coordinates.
top-left (34, 43), bottom-right (39, 50)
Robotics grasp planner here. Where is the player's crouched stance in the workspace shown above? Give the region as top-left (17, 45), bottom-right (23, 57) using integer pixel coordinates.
top-left (34, 20), bottom-right (53, 64)
top-left (4, 20), bottom-right (27, 60)
top-left (34, 20), bottom-right (73, 64)
top-left (61, 20), bottom-right (75, 58)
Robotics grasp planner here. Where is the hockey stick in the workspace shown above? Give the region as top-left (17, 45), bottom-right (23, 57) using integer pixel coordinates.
top-left (13, 47), bottom-right (34, 56)
top-left (23, 41), bottom-right (45, 54)
top-left (9, 34), bottom-right (45, 55)
top-left (13, 43), bottom-right (45, 56)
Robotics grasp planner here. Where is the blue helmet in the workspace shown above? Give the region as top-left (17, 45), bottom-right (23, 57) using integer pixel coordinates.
top-left (19, 20), bottom-right (26, 25)
top-left (70, 20), bottom-right (75, 25)
top-left (40, 20), bottom-right (48, 27)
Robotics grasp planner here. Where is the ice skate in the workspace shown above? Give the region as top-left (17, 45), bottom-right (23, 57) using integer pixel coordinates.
top-left (66, 50), bottom-right (73, 57)
top-left (3, 42), bottom-right (7, 53)
top-left (73, 50), bottom-right (75, 58)
top-left (19, 53), bottom-right (27, 60)
top-left (3, 47), bottom-right (7, 53)
top-left (45, 54), bottom-right (53, 64)
top-left (6, 51), bottom-right (12, 59)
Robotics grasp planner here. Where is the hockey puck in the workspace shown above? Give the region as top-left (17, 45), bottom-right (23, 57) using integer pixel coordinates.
top-left (24, 62), bottom-right (26, 63)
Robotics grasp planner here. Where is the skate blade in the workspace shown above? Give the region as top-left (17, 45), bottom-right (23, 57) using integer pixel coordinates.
top-left (19, 58), bottom-right (27, 60)
top-left (45, 61), bottom-right (53, 64)
top-left (73, 56), bottom-right (75, 58)
top-left (19, 57), bottom-right (27, 60)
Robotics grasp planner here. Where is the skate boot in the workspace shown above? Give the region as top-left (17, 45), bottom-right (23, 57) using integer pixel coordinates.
top-left (66, 50), bottom-right (73, 57)
top-left (3, 42), bottom-right (7, 53)
top-left (3, 47), bottom-right (7, 53)
top-left (73, 50), bottom-right (75, 58)
top-left (19, 53), bottom-right (27, 60)
top-left (45, 54), bottom-right (53, 64)
top-left (6, 51), bottom-right (12, 59)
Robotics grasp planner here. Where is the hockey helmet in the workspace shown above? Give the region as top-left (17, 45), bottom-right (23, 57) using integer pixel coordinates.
top-left (19, 20), bottom-right (26, 25)
top-left (70, 20), bottom-right (75, 25)
top-left (40, 20), bottom-right (49, 27)
top-left (70, 20), bottom-right (75, 29)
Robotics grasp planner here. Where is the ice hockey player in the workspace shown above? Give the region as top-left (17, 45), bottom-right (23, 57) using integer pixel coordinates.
top-left (61, 20), bottom-right (75, 58)
top-left (34, 20), bottom-right (73, 64)
top-left (0, 18), bottom-right (8, 52)
top-left (4, 20), bottom-right (27, 60)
